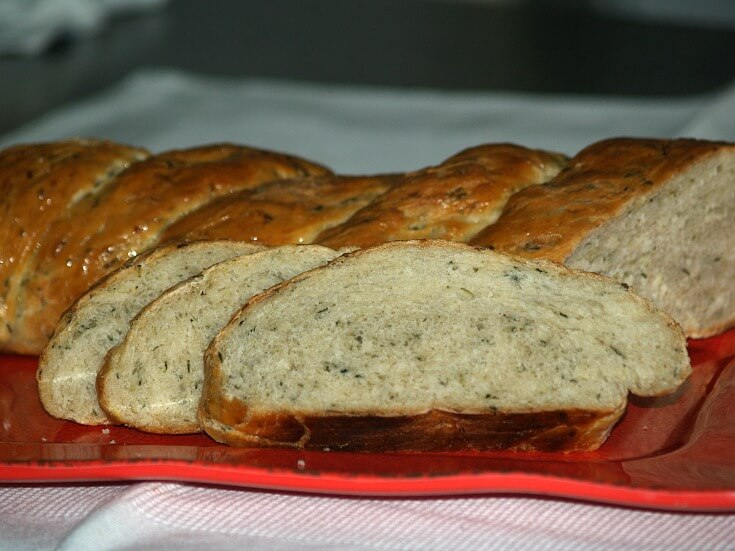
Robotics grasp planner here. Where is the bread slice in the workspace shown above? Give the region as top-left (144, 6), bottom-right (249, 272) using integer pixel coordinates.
top-left (470, 138), bottom-right (735, 338)
top-left (97, 245), bottom-right (343, 434)
top-left (316, 144), bottom-right (566, 248)
top-left (18, 144), bottom-right (331, 354)
top-left (0, 139), bottom-right (149, 354)
top-left (37, 240), bottom-right (263, 425)
top-left (200, 240), bottom-right (690, 453)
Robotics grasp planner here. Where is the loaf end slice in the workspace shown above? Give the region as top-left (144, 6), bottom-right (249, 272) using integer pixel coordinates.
top-left (97, 245), bottom-right (344, 434)
top-left (566, 141), bottom-right (735, 338)
top-left (37, 240), bottom-right (263, 425)
top-left (200, 240), bottom-right (690, 452)
top-left (472, 138), bottom-right (735, 338)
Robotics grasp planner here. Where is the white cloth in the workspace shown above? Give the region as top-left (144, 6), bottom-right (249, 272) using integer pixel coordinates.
top-left (3, 69), bottom-right (735, 173)
top-left (1, 71), bottom-right (735, 550)
top-left (0, 483), bottom-right (734, 551)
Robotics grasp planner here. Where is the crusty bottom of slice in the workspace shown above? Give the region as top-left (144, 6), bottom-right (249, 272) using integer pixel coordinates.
top-left (201, 403), bottom-right (624, 453)
top-left (200, 240), bottom-right (690, 452)
top-left (37, 240), bottom-right (263, 425)
top-left (97, 245), bottom-right (343, 434)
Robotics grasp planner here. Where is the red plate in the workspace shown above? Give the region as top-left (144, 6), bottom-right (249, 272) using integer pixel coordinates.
top-left (2, 329), bottom-right (735, 511)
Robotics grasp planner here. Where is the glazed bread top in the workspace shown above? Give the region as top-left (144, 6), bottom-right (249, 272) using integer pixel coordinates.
top-left (160, 175), bottom-right (395, 245)
top-left (317, 144), bottom-right (567, 248)
top-left (0, 139), bottom-right (149, 353)
top-left (10, 143), bottom-right (330, 352)
top-left (470, 138), bottom-right (732, 260)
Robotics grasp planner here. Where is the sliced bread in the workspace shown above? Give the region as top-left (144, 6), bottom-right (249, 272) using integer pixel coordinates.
top-left (97, 245), bottom-right (343, 434)
top-left (37, 240), bottom-right (263, 425)
top-left (200, 240), bottom-right (690, 452)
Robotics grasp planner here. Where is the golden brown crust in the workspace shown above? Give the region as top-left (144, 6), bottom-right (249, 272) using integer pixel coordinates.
top-left (469, 138), bottom-right (731, 260)
top-left (316, 144), bottom-right (566, 249)
top-left (159, 175), bottom-right (394, 246)
top-left (11, 144), bottom-right (330, 353)
top-left (0, 139), bottom-right (149, 353)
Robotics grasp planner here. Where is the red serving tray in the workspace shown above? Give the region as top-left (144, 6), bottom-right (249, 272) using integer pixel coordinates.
top-left (1, 329), bottom-right (735, 512)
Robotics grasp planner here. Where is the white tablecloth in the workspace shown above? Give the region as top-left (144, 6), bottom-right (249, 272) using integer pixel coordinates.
top-left (2, 70), bottom-right (735, 550)
top-left (1, 483), bottom-right (734, 551)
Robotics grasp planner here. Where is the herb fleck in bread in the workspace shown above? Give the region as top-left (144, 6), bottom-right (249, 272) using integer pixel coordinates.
top-left (200, 240), bottom-right (690, 452)
top-left (97, 245), bottom-right (343, 434)
top-left (471, 138), bottom-right (735, 338)
top-left (37, 240), bottom-right (263, 425)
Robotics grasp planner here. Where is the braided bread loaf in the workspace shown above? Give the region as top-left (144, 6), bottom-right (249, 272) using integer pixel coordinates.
top-left (1, 137), bottom-right (733, 355)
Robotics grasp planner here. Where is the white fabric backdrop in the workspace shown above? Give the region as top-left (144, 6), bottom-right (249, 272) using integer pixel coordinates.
top-left (3, 69), bottom-right (735, 173)
top-left (1, 70), bottom-right (735, 550)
